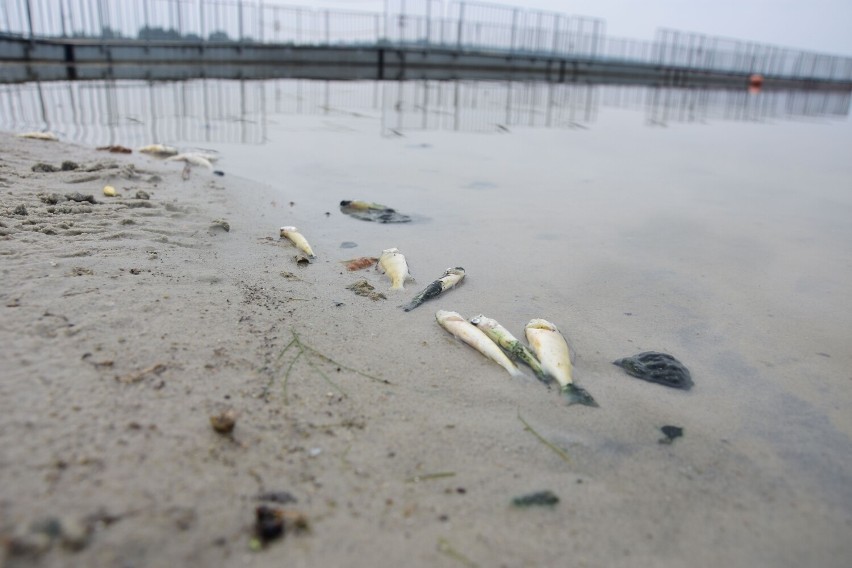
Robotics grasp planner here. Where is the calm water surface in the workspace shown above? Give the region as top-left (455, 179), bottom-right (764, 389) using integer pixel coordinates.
top-left (3, 79), bottom-right (852, 562)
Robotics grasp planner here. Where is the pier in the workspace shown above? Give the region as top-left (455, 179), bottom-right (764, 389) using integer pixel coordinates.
top-left (2, 0), bottom-right (851, 87)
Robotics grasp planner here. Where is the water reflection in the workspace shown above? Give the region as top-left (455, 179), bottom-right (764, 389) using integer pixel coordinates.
top-left (0, 79), bottom-right (848, 145)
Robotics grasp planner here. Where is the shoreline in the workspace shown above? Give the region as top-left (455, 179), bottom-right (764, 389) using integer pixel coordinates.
top-left (2, 130), bottom-right (851, 568)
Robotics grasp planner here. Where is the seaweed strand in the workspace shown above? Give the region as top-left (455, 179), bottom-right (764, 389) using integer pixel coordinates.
top-left (517, 409), bottom-right (571, 464)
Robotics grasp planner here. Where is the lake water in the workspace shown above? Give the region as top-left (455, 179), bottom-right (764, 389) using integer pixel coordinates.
top-left (3, 78), bottom-right (852, 565)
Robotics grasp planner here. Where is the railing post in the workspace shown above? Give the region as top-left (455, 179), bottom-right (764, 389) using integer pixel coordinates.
top-left (325, 10), bottom-right (330, 44)
top-left (510, 8), bottom-right (518, 53)
top-left (456, 2), bottom-right (464, 50)
top-left (552, 16), bottom-right (560, 55)
top-left (425, 0), bottom-right (431, 44)
top-left (24, 0), bottom-right (35, 37)
top-left (238, 0), bottom-right (244, 41)
top-left (259, 1), bottom-right (264, 43)
top-left (199, 0), bottom-right (205, 41)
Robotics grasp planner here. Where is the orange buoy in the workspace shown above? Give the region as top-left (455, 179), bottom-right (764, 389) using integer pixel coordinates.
top-left (748, 73), bottom-right (764, 93)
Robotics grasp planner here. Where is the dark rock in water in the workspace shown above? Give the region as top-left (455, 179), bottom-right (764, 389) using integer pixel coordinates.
top-left (512, 490), bottom-right (559, 507)
top-left (613, 351), bottom-right (693, 390)
top-left (659, 425), bottom-right (684, 444)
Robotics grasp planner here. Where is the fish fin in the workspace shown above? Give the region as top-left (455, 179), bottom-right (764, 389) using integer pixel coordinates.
top-left (532, 369), bottom-right (554, 387)
top-left (561, 385), bottom-right (598, 408)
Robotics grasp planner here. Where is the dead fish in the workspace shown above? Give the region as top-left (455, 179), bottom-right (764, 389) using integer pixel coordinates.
top-left (339, 200), bottom-right (411, 223)
top-left (612, 352), bottom-right (693, 390)
top-left (403, 267), bottom-right (465, 311)
top-left (436, 310), bottom-right (524, 379)
top-left (339, 200), bottom-right (391, 211)
top-left (96, 145), bottom-right (132, 154)
top-left (377, 247), bottom-right (412, 290)
top-left (525, 319), bottom-right (598, 407)
top-left (139, 143), bottom-right (178, 157)
top-left (17, 131), bottom-right (58, 141)
top-left (470, 314), bottom-right (550, 385)
top-left (342, 257), bottom-right (378, 271)
top-left (279, 226), bottom-right (316, 259)
top-left (166, 152), bottom-right (214, 170)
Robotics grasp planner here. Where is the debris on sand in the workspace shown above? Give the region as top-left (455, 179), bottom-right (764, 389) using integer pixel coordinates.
top-left (342, 257), bottom-right (378, 271)
top-left (511, 490), bottom-right (559, 507)
top-left (115, 362), bottom-right (167, 384)
top-left (346, 279), bottom-right (386, 301)
top-left (255, 491), bottom-right (297, 504)
top-left (210, 408), bottom-right (237, 434)
top-left (13, 204), bottom-right (28, 215)
top-left (32, 163), bottom-right (59, 173)
top-left (659, 425), bottom-right (684, 444)
top-left (66, 192), bottom-right (97, 204)
top-left (102, 185), bottom-right (117, 197)
top-left (210, 219), bottom-right (230, 232)
top-left (339, 200), bottom-right (411, 223)
top-left (613, 351), bottom-right (693, 390)
top-left (61, 161), bottom-right (79, 171)
top-left (250, 504), bottom-right (311, 550)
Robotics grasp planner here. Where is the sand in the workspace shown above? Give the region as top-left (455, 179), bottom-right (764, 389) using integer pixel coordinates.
top-left (2, 109), bottom-right (852, 568)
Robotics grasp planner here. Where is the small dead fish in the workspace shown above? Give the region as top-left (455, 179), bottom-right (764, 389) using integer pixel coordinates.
top-left (17, 131), bottom-right (58, 141)
top-left (339, 200), bottom-right (411, 223)
top-left (436, 310), bottom-right (524, 379)
top-left (96, 145), bottom-right (132, 154)
top-left (403, 267), bottom-right (465, 311)
top-left (279, 226), bottom-right (316, 259)
top-left (139, 143), bottom-right (178, 156)
top-left (339, 200), bottom-right (391, 211)
top-left (342, 257), bottom-right (378, 271)
top-left (166, 152), bottom-right (214, 170)
top-left (377, 247), bottom-right (412, 290)
top-left (525, 319), bottom-right (598, 407)
top-left (612, 351), bottom-right (693, 390)
top-left (470, 314), bottom-right (550, 385)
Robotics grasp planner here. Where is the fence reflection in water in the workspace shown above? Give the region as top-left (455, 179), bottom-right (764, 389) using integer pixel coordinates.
top-left (1, 79), bottom-right (849, 145)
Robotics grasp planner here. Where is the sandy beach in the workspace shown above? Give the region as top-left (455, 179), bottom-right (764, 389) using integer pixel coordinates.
top-left (2, 102), bottom-right (852, 568)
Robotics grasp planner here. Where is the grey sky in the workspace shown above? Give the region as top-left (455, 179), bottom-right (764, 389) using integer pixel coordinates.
top-left (306, 0), bottom-right (852, 55)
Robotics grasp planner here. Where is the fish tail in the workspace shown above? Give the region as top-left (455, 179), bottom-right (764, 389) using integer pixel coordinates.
top-left (561, 384), bottom-right (599, 408)
top-left (402, 294), bottom-right (424, 312)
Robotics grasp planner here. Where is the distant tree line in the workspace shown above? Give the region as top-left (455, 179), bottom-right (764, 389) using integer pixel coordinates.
top-left (70, 26), bottom-right (245, 42)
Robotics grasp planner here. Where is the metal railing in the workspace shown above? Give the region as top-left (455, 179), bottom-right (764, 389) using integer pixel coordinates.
top-left (2, 0), bottom-right (850, 81)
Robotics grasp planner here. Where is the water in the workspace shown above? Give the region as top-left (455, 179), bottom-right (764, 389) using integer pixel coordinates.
top-left (3, 78), bottom-right (852, 565)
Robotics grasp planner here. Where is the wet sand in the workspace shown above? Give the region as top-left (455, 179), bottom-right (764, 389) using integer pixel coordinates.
top-left (2, 106), bottom-right (852, 568)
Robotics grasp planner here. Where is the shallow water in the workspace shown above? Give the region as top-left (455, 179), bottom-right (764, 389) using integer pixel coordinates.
top-left (3, 78), bottom-right (852, 565)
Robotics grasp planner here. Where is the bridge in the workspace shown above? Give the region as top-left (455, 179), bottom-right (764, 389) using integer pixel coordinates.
top-left (2, 0), bottom-right (851, 88)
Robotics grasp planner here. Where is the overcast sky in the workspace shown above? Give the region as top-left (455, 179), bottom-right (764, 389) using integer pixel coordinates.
top-left (304, 0), bottom-right (852, 55)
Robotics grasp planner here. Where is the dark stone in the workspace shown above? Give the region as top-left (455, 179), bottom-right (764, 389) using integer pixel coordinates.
top-left (613, 351), bottom-right (693, 390)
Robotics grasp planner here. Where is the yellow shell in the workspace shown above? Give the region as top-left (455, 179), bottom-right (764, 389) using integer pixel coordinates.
top-left (103, 185), bottom-right (117, 197)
